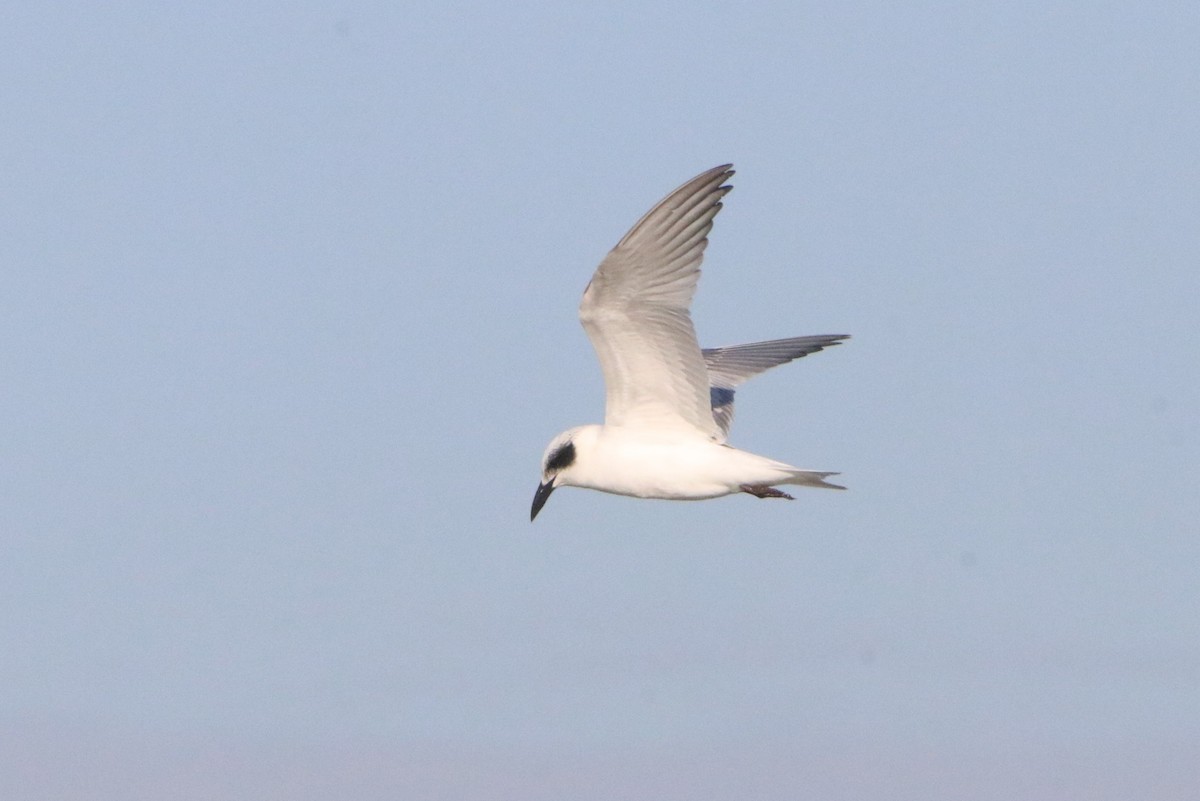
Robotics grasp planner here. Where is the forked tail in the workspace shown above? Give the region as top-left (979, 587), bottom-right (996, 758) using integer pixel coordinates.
top-left (784, 470), bottom-right (846, 490)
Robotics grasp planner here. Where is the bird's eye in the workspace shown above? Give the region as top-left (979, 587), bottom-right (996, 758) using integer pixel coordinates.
top-left (546, 441), bottom-right (576, 472)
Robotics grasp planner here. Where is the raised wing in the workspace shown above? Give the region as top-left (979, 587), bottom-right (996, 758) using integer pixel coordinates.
top-left (704, 334), bottom-right (849, 437)
top-left (579, 165), bottom-right (734, 437)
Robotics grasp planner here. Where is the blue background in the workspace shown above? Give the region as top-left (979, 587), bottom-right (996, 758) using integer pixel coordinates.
top-left (3, 3), bottom-right (1197, 799)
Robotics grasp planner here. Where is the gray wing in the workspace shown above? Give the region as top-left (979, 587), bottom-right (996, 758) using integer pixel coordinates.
top-left (579, 165), bottom-right (734, 437)
top-left (703, 334), bottom-right (849, 437)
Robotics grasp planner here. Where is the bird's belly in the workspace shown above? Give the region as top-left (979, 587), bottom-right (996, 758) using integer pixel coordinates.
top-left (579, 436), bottom-right (744, 500)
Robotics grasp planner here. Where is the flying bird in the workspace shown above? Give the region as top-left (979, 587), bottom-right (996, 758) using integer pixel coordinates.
top-left (531, 165), bottom-right (847, 521)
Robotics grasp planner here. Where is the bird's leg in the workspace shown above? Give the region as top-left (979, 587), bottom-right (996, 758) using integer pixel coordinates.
top-left (740, 484), bottom-right (794, 500)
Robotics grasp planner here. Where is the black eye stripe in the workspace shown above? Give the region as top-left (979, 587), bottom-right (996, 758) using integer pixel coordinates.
top-left (546, 441), bottom-right (576, 472)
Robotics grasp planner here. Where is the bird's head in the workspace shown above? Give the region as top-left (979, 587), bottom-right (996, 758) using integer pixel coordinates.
top-left (531, 426), bottom-right (596, 521)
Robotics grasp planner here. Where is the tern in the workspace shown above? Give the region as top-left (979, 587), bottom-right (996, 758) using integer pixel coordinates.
top-left (531, 164), bottom-right (847, 521)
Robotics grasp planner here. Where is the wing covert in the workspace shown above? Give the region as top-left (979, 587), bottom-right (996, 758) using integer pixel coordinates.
top-left (579, 165), bottom-right (735, 437)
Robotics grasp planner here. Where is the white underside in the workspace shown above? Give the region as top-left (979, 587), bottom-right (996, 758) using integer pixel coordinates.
top-left (561, 424), bottom-right (839, 500)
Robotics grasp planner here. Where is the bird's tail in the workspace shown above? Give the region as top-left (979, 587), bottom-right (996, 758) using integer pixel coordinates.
top-left (781, 470), bottom-right (846, 490)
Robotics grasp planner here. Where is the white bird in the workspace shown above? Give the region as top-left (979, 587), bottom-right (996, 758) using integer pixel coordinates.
top-left (531, 165), bottom-right (847, 521)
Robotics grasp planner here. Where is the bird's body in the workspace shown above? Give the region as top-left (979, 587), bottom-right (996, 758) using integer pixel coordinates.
top-left (546, 424), bottom-right (840, 501)
top-left (531, 164), bottom-right (847, 520)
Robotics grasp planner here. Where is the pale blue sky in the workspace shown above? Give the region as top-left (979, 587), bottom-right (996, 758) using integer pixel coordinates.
top-left (2, 2), bottom-right (1197, 799)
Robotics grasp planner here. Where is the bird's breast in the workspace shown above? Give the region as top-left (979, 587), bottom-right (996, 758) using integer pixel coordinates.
top-left (572, 430), bottom-right (741, 500)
